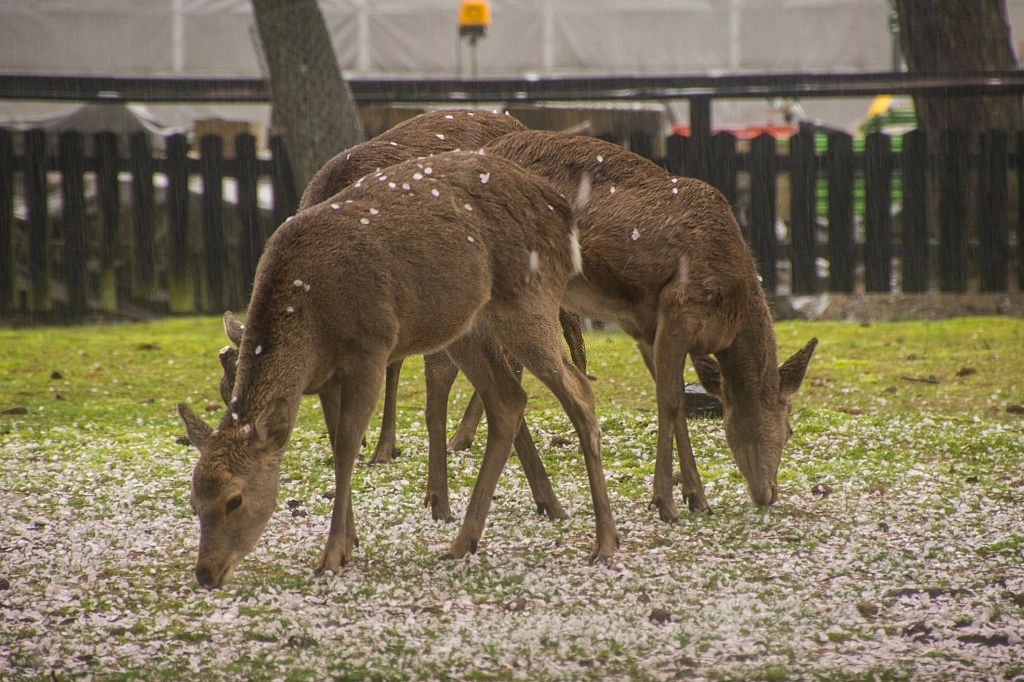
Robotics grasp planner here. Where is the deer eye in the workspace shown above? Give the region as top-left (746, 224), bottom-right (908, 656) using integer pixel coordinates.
top-left (226, 494), bottom-right (243, 515)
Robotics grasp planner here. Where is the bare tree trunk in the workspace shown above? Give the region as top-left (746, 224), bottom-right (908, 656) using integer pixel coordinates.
top-left (896, 0), bottom-right (1022, 141)
top-left (895, 0), bottom-right (1022, 289)
top-left (251, 0), bottom-right (365, 191)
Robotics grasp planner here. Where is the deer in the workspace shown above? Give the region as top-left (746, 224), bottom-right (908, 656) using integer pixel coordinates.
top-left (300, 108), bottom-right (583, 467)
top-left (214, 109), bottom-right (586, 521)
top-left (418, 129), bottom-right (816, 522)
top-left (178, 150), bottom-right (617, 588)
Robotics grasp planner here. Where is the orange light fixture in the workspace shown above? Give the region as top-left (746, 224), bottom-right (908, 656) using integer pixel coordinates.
top-left (458, 0), bottom-right (491, 39)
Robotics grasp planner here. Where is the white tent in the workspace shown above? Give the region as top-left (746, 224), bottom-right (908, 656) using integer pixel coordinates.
top-left (1, 0), bottom-right (1021, 133)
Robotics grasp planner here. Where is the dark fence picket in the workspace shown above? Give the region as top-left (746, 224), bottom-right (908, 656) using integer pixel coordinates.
top-left (199, 134), bottom-right (226, 314)
top-left (978, 129), bottom-right (1009, 292)
top-left (0, 128), bottom-right (12, 315)
top-left (128, 131), bottom-right (156, 304)
top-left (825, 131), bottom-right (855, 293)
top-left (25, 129), bottom-right (50, 313)
top-left (900, 129), bottom-right (928, 293)
top-left (938, 128), bottom-right (968, 293)
top-left (94, 131), bottom-right (121, 312)
top-left (749, 133), bottom-right (778, 292)
top-left (166, 133), bottom-right (191, 312)
top-left (1019, 131), bottom-right (1024, 292)
top-left (58, 130), bottom-right (88, 320)
top-left (269, 134), bottom-right (298, 229)
top-left (235, 133), bottom-right (261, 300)
top-left (709, 132), bottom-right (739, 210)
top-left (664, 133), bottom-right (686, 177)
top-left (788, 126), bottom-right (818, 294)
top-left (863, 131), bottom-right (893, 293)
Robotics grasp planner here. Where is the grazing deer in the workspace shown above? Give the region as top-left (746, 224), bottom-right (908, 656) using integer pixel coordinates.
top-left (178, 150), bottom-right (617, 588)
top-left (461, 130), bottom-right (817, 520)
top-left (298, 109), bottom-right (586, 476)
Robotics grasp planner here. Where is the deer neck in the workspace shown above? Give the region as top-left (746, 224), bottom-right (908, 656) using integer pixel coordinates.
top-left (715, 296), bottom-right (780, 411)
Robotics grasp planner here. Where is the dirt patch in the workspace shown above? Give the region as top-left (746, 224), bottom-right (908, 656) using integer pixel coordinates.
top-left (771, 292), bottom-right (1024, 322)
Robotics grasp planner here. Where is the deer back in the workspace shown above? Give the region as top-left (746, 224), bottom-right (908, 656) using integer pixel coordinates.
top-left (300, 110), bottom-right (527, 209)
top-left (484, 130), bottom-right (759, 338)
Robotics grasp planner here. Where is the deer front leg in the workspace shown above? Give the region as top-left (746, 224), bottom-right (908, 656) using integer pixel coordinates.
top-left (317, 368), bottom-right (383, 573)
top-left (369, 360), bottom-right (403, 464)
top-left (673, 406), bottom-right (710, 514)
top-left (424, 351), bottom-right (460, 522)
top-left (443, 338), bottom-right (524, 559)
top-left (512, 412), bottom-right (567, 521)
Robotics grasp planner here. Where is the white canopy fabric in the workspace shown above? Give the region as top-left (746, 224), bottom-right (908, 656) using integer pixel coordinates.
top-left (1, 0), bottom-right (1021, 133)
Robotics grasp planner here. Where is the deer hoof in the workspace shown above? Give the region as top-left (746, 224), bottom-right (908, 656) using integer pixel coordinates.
top-left (589, 551), bottom-right (614, 566)
top-left (649, 497), bottom-right (680, 524)
top-left (683, 493), bottom-right (712, 515)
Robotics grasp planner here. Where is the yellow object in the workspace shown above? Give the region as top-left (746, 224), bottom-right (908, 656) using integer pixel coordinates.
top-left (866, 94), bottom-right (893, 118)
top-left (458, 0), bottom-right (491, 28)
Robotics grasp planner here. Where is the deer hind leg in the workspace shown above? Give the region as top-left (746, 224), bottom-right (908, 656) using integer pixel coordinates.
top-left (369, 360), bottom-right (403, 464)
top-left (446, 391), bottom-right (483, 451)
top-left (638, 330), bottom-right (711, 517)
top-left (423, 351), bottom-right (460, 522)
top-left (317, 363), bottom-right (386, 573)
top-left (493, 302), bottom-right (617, 563)
top-left (441, 334), bottom-right (528, 559)
top-left (429, 349), bottom-right (564, 521)
top-left (448, 306), bottom-right (586, 449)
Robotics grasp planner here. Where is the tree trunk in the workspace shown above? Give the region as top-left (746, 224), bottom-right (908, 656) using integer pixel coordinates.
top-left (251, 0), bottom-right (365, 192)
top-left (896, 0), bottom-right (1022, 141)
top-left (895, 0), bottom-right (1022, 291)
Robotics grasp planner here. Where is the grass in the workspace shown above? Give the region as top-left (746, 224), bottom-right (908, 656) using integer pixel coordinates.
top-left (1, 315), bottom-right (1023, 681)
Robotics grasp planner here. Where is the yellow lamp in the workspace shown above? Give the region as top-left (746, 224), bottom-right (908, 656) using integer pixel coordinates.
top-left (459, 0), bottom-right (491, 40)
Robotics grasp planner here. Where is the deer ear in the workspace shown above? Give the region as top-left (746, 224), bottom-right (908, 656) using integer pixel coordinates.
top-left (223, 311), bottom-right (244, 346)
top-left (779, 337), bottom-right (818, 398)
top-left (218, 346), bottom-right (239, 405)
top-left (178, 403), bottom-right (214, 448)
top-left (254, 397), bottom-right (292, 452)
top-left (693, 354), bottom-right (723, 398)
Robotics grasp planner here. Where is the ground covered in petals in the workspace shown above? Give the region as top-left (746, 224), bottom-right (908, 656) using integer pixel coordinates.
top-left (2, 317), bottom-right (1022, 681)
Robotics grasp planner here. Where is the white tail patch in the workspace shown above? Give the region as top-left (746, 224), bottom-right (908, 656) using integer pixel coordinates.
top-left (569, 227), bottom-right (583, 274)
top-left (575, 173), bottom-right (592, 211)
top-left (528, 250), bottom-right (540, 272)
top-left (678, 254), bottom-right (690, 286)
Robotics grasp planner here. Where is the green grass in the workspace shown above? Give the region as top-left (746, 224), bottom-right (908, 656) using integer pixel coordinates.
top-left (2, 316), bottom-right (1023, 680)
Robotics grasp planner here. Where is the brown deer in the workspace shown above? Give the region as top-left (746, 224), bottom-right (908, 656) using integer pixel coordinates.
top-left (448, 129), bottom-right (816, 521)
top-left (178, 150), bottom-right (617, 588)
top-left (215, 109), bottom-right (584, 520)
top-left (295, 109), bottom-right (586, 483)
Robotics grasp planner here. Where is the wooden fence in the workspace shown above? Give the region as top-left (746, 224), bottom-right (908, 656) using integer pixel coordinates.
top-left (1, 124), bottom-right (1021, 322)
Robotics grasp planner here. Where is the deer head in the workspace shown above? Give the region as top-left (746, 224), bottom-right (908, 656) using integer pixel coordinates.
top-left (179, 397), bottom-right (294, 588)
top-left (694, 338), bottom-right (817, 506)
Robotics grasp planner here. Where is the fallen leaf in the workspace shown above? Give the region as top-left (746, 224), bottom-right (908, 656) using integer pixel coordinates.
top-left (856, 600), bottom-right (879, 617)
top-left (649, 608), bottom-right (671, 624)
